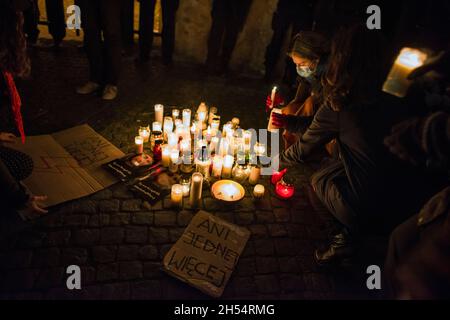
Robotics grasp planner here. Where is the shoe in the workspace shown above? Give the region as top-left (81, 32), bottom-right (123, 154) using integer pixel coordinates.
top-left (76, 81), bottom-right (100, 95)
top-left (102, 85), bottom-right (118, 100)
top-left (314, 232), bottom-right (355, 267)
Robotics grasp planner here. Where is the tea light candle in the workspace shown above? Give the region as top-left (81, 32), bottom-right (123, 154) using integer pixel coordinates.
top-left (172, 108), bottom-right (180, 120)
top-left (248, 165), bottom-right (261, 185)
top-left (152, 121), bottom-right (162, 133)
top-left (182, 109), bottom-right (191, 128)
top-left (170, 149), bottom-right (179, 173)
top-left (139, 126), bottom-right (150, 143)
top-left (168, 132), bottom-right (178, 149)
top-left (212, 155), bottom-right (223, 178)
top-left (161, 144), bottom-right (171, 167)
top-left (135, 136), bottom-right (144, 154)
top-left (253, 184), bottom-right (265, 199)
top-left (222, 155), bottom-right (234, 178)
top-left (231, 117), bottom-right (240, 129)
top-left (171, 184), bottom-right (183, 208)
top-left (154, 104), bottom-right (164, 124)
top-left (189, 172), bottom-right (203, 208)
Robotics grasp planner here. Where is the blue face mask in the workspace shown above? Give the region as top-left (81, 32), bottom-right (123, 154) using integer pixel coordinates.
top-left (296, 65), bottom-right (314, 78)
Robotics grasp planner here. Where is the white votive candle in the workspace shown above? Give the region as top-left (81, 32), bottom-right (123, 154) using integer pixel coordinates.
top-left (163, 117), bottom-right (173, 135)
top-left (210, 136), bottom-right (219, 154)
top-left (189, 172), bottom-right (203, 208)
top-left (135, 136), bottom-right (144, 154)
top-left (253, 184), bottom-right (265, 198)
top-left (222, 155), bottom-right (234, 178)
top-left (161, 144), bottom-right (171, 167)
top-left (139, 127), bottom-right (150, 143)
top-left (170, 149), bottom-right (179, 173)
top-left (171, 184), bottom-right (183, 208)
top-left (168, 132), bottom-right (178, 149)
top-left (154, 104), bottom-right (164, 124)
top-left (152, 121), bottom-right (162, 132)
top-left (212, 155), bottom-right (223, 178)
top-left (172, 108), bottom-right (180, 120)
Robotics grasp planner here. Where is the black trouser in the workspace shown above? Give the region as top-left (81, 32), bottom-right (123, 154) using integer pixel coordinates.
top-left (23, 0), bottom-right (40, 43)
top-left (138, 0), bottom-right (180, 61)
top-left (206, 0), bottom-right (252, 69)
top-left (45, 0), bottom-right (66, 43)
top-left (84, 0), bottom-right (122, 85)
top-left (121, 0), bottom-right (135, 50)
top-left (264, 0), bottom-right (315, 82)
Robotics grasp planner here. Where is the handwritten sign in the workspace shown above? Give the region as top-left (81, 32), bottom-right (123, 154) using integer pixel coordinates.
top-left (163, 210), bottom-right (250, 298)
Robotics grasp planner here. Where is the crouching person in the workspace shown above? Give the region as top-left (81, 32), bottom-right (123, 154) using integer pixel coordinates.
top-left (271, 25), bottom-right (394, 266)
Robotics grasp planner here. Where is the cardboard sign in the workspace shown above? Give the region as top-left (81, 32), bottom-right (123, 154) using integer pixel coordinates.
top-left (11, 124), bottom-right (124, 207)
top-left (163, 210), bottom-right (251, 298)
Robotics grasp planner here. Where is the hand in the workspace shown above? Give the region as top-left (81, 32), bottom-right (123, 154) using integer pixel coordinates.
top-left (21, 195), bottom-right (48, 220)
top-left (271, 112), bottom-right (289, 129)
top-left (0, 132), bottom-right (17, 144)
top-left (266, 93), bottom-right (284, 112)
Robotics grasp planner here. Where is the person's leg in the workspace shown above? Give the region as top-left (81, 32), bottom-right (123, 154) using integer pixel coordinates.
top-left (138, 0), bottom-right (156, 61)
top-left (160, 0), bottom-right (179, 65)
top-left (23, 0), bottom-right (40, 44)
top-left (100, 0), bottom-right (122, 86)
top-left (82, 0), bottom-right (103, 85)
top-left (45, 0), bottom-right (66, 46)
top-left (120, 0), bottom-right (135, 52)
top-left (206, 0), bottom-right (227, 68)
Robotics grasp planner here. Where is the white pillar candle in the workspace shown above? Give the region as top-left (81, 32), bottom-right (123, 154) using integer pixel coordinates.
top-left (175, 118), bottom-right (183, 128)
top-left (210, 136), bottom-right (219, 154)
top-left (171, 184), bottom-right (183, 208)
top-left (135, 136), bottom-right (144, 154)
top-left (253, 184), bottom-right (265, 199)
top-left (182, 109), bottom-right (191, 128)
top-left (189, 172), bottom-right (203, 208)
top-left (248, 166), bottom-right (261, 185)
top-left (219, 139), bottom-right (229, 157)
top-left (154, 104), bottom-right (164, 124)
top-left (152, 121), bottom-right (162, 132)
top-left (222, 155), bottom-right (234, 178)
top-left (170, 149), bottom-right (179, 173)
top-left (161, 144), bottom-right (171, 167)
top-left (163, 117), bottom-right (173, 135)
top-left (179, 139), bottom-right (190, 154)
top-left (212, 155), bottom-right (223, 178)
top-left (168, 132), bottom-right (178, 149)
top-left (139, 127), bottom-right (150, 143)
top-left (198, 111), bottom-right (207, 129)
top-left (172, 108), bottom-right (180, 120)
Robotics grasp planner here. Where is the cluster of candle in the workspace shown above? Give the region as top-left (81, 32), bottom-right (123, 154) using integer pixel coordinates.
top-left (135, 103), bottom-right (271, 207)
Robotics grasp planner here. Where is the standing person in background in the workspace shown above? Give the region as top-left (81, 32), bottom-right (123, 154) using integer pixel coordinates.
top-left (121, 0), bottom-right (135, 56)
top-left (44, 0), bottom-right (66, 48)
top-left (0, 0), bottom-right (48, 220)
top-left (205, 0), bottom-right (253, 75)
top-left (22, 0), bottom-right (40, 46)
top-left (76, 0), bottom-right (122, 101)
top-left (264, 0), bottom-right (316, 85)
top-left (137, 0), bottom-right (180, 66)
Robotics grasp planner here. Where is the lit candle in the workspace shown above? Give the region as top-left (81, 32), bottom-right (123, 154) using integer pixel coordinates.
top-left (253, 184), bottom-right (265, 199)
top-left (139, 126), bottom-right (150, 143)
top-left (135, 136), bottom-right (144, 154)
top-left (163, 117), bottom-right (173, 135)
top-left (170, 149), bottom-right (179, 173)
top-left (189, 172), bottom-right (203, 208)
top-left (152, 121), bottom-right (162, 133)
top-left (172, 108), bottom-right (180, 120)
top-left (219, 139), bottom-right (229, 157)
top-left (231, 117), bottom-right (240, 129)
top-left (195, 146), bottom-right (211, 180)
top-left (212, 155), bottom-right (223, 178)
top-left (275, 179), bottom-right (295, 199)
top-left (210, 136), bottom-right (219, 154)
top-left (171, 184), bottom-right (183, 208)
top-left (198, 110), bottom-right (207, 125)
top-left (270, 86), bottom-right (277, 108)
top-left (211, 117), bottom-right (220, 131)
top-left (180, 177), bottom-right (190, 197)
top-left (175, 118), bottom-right (183, 128)
top-left (248, 165), bottom-right (261, 185)
top-left (168, 132), bottom-right (178, 149)
top-left (161, 144), bottom-right (171, 167)
top-left (182, 109), bottom-right (191, 128)
top-left (203, 125), bottom-right (212, 142)
top-left (222, 155), bottom-right (234, 178)
top-left (179, 139), bottom-right (190, 154)
top-left (254, 142), bottom-right (266, 156)
top-left (383, 48), bottom-right (427, 98)
top-left (154, 104), bottom-right (164, 124)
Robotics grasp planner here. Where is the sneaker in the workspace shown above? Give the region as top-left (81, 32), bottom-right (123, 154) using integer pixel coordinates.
top-left (102, 85), bottom-right (118, 100)
top-left (76, 81), bottom-right (100, 95)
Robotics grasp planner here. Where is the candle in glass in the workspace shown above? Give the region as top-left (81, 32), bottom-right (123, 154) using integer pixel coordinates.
top-left (253, 184), bottom-right (265, 199)
top-left (198, 111), bottom-right (207, 129)
top-left (161, 144), bottom-right (170, 167)
top-left (172, 108), bottom-right (180, 120)
top-left (219, 139), bottom-right (229, 157)
top-left (182, 109), bottom-right (191, 128)
top-left (163, 116), bottom-right (173, 135)
top-left (152, 121), bottom-right (162, 133)
top-left (212, 155), bottom-right (223, 178)
top-left (195, 146), bottom-right (211, 180)
top-left (180, 177), bottom-right (190, 197)
top-left (189, 172), bottom-right (203, 208)
top-left (179, 139), bottom-right (190, 154)
top-left (210, 136), bottom-right (219, 154)
top-left (248, 165), bottom-right (261, 185)
top-left (275, 178), bottom-right (295, 199)
top-left (222, 155), bottom-right (234, 178)
top-left (211, 117), bottom-right (220, 131)
top-left (139, 126), bottom-right (150, 143)
top-left (154, 104), bottom-right (164, 124)
top-left (254, 142), bottom-right (266, 156)
top-left (170, 149), bottom-right (179, 173)
top-left (168, 132), bottom-right (178, 149)
top-left (135, 136), bottom-right (144, 154)
top-left (171, 184), bottom-right (183, 208)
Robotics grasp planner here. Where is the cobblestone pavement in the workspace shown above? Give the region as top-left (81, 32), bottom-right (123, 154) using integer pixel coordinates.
top-left (0, 41), bottom-right (386, 299)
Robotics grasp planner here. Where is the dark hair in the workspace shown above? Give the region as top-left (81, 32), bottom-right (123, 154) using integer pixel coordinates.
top-left (323, 25), bottom-right (385, 111)
top-left (0, 10), bottom-right (30, 77)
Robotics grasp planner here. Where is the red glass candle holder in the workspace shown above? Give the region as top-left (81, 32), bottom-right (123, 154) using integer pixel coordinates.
top-left (271, 168), bottom-right (287, 185)
top-left (275, 178), bottom-right (295, 200)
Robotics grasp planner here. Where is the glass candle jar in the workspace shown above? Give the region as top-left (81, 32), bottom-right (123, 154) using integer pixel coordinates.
top-left (275, 178), bottom-right (295, 199)
top-left (232, 164), bottom-right (249, 183)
